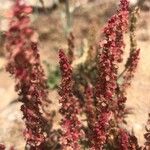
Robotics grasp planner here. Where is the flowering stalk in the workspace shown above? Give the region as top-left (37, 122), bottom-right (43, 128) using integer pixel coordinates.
top-left (92, 0), bottom-right (129, 149)
top-left (84, 85), bottom-right (97, 148)
top-left (118, 129), bottom-right (130, 150)
top-left (5, 0), bottom-right (49, 149)
top-left (116, 8), bottom-right (140, 124)
top-left (121, 8), bottom-right (140, 90)
top-left (116, 50), bottom-right (140, 125)
top-left (59, 49), bottom-right (83, 150)
top-left (110, 6), bottom-right (140, 150)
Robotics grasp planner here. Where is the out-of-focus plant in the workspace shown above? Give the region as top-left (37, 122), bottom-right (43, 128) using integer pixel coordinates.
top-left (0, 144), bottom-right (5, 150)
top-left (64, 0), bottom-right (71, 34)
top-left (39, 0), bottom-right (45, 9)
top-left (144, 113), bottom-right (150, 149)
top-left (5, 0), bottom-right (53, 149)
top-left (61, 0), bottom-right (74, 36)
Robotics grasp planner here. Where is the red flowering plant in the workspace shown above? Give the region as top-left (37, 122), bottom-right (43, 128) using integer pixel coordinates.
top-left (5, 0), bottom-right (51, 149)
top-left (58, 49), bottom-right (84, 150)
top-left (1, 0), bottom-right (148, 149)
top-left (57, 0), bottom-right (141, 149)
top-left (116, 8), bottom-right (140, 125)
top-left (88, 0), bottom-right (131, 149)
top-left (62, 0), bottom-right (141, 149)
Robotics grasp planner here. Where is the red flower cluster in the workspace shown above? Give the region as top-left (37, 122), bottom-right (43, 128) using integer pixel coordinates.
top-left (5, 0), bottom-right (49, 149)
top-left (118, 129), bottom-right (129, 150)
top-left (85, 86), bottom-right (95, 128)
top-left (3, 0), bottom-right (142, 149)
top-left (117, 7), bottom-right (140, 124)
top-left (117, 49), bottom-right (140, 124)
top-left (92, 0), bottom-right (129, 149)
top-left (123, 48), bottom-right (140, 89)
top-left (59, 49), bottom-right (83, 150)
top-left (103, 0), bottom-right (129, 63)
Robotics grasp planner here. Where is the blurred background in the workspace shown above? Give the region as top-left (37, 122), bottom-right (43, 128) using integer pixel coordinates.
top-left (0, 0), bottom-right (150, 149)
